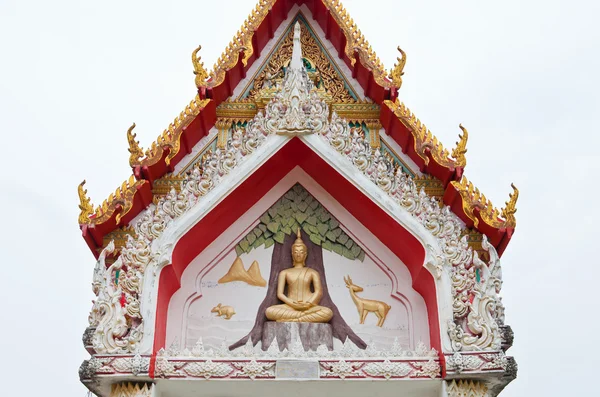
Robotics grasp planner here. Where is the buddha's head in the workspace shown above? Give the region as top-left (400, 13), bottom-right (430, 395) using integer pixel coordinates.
top-left (291, 228), bottom-right (308, 264)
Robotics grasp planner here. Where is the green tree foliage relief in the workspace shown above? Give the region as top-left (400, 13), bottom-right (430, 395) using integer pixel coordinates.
top-left (235, 184), bottom-right (365, 261)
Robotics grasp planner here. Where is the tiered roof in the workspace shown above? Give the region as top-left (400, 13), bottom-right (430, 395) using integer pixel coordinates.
top-left (78, 0), bottom-right (518, 257)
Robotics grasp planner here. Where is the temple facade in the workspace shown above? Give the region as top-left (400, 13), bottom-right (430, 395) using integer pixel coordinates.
top-left (77, 2), bottom-right (518, 396)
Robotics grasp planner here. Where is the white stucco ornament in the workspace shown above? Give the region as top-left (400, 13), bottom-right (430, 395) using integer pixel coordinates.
top-left (88, 240), bottom-right (143, 354)
top-left (265, 21), bottom-right (328, 136)
top-left (86, 17), bottom-right (506, 355)
top-left (320, 110), bottom-right (505, 352)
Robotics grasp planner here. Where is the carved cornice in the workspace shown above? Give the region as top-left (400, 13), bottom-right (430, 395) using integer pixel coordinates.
top-left (79, 356), bottom-right (151, 381)
top-left (216, 101), bottom-right (258, 121)
top-left (450, 177), bottom-right (518, 229)
top-left (152, 339), bottom-right (440, 380)
top-left (445, 351), bottom-right (509, 375)
top-left (330, 102), bottom-right (380, 120)
top-left (162, 338), bottom-right (438, 361)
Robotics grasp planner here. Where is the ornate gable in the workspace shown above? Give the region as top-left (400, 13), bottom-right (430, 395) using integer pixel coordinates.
top-left (78, 4), bottom-right (519, 396)
top-left (78, 1), bottom-right (517, 261)
top-left (241, 15), bottom-right (358, 103)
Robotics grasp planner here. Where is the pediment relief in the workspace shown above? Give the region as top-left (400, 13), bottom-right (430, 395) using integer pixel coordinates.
top-left (240, 16), bottom-right (358, 104)
top-left (86, 22), bottom-right (506, 359)
top-left (166, 180), bottom-right (429, 354)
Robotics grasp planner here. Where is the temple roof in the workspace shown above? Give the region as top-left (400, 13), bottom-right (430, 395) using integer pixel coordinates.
top-left (78, 0), bottom-right (518, 258)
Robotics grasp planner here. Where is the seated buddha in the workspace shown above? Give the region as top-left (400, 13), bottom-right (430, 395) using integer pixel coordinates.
top-left (265, 229), bottom-right (333, 323)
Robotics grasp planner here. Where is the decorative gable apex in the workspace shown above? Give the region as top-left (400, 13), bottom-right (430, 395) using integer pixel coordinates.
top-left (78, 8), bottom-right (519, 395)
top-left (78, 0), bottom-right (518, 260)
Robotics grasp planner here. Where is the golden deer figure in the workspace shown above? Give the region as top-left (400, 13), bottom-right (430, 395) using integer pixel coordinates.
top-left (344, 275), bottom-right (391, 327)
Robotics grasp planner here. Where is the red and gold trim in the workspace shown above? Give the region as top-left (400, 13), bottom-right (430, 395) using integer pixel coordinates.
top-left (79, 0), bottom-right (517, 258)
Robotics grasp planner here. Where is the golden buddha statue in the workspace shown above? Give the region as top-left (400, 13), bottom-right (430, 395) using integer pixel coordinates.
top-left (265, 229), bottom-right (333, 323)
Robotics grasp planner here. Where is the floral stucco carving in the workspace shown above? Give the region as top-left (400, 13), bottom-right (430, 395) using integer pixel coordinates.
top-left (85, 25), bottom-right (508, 355)
top-left (321, 112), bottom-right (505, 352)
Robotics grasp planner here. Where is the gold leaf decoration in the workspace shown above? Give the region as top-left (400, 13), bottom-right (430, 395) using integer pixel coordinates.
top-left (451, 176), bottom-right (518, 229)
top-left (208, 0), bottom-right (277, 89)
top-left (127, 123), bottom-right (144, 167)
top-left (78, 180), bottom-right (94, 225)
top-left (385, 99), bottom-right (459, 169)
top-left (322, 0), bottom-right (392, 89)
top-left (451, 124), bottom-right (468, 168)
top-left (245, 20), bottom-right (354, 103)
top-left (92, 175), bottom-right (147, 226)
top-left (192, 45), bottom-right (209, 89)
top-left (501, 183), bottom-right (519, 228)
top-left (389, 46), bottom-right (406, 89)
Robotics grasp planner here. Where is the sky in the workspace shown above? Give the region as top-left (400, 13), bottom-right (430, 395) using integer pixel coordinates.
top-left (0, 0), bottom-right (598, 396)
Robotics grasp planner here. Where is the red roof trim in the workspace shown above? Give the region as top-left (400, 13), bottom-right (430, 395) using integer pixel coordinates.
top-left (82, 0), bottom-right (513, 257)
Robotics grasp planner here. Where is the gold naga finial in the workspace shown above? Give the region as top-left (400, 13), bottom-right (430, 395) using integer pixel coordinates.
top-left (501, 183), bottom-right (519, 228)
top-left (192, 45), bottom-right (209, 88)
top-left (451, 124), bottom-right (469, 167)
top-left (78, 180), bottom-right (94, 225)
top-left (389, 46), bottom-right (406, 89)
top-left (127, 123), bottom-right (144, 167)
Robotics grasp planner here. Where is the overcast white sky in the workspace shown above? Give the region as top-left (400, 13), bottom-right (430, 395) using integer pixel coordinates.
top-left (1, 0), bottom-right (598, 396)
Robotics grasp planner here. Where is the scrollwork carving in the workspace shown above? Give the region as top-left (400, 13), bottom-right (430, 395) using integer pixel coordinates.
top-left (85, 20), bottom-right (507, 356)
top-left (320, 360), bottom-right (364, 379)
top-left (246, 20), bottom-right (354, 103)
top-left (321, 108), bottom-right (505, 352)
top-left (231, 360), bottom-right (276, 379)
top-left (363, 360), bottom-right (412, 379)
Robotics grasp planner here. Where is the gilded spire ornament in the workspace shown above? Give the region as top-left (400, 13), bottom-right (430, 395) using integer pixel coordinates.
top-left (501, 183), bottom-right (519, 228)
top-left (451, 124), bottom-right (469, 167)
top-left (127, 123), bottom-right (144, 167)
top-left (192, 45), bottom-right (209, 89)
top-left (78, 180), bottom-right (94, 225)
top-left (389, 46), bottom-right (406, 89)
